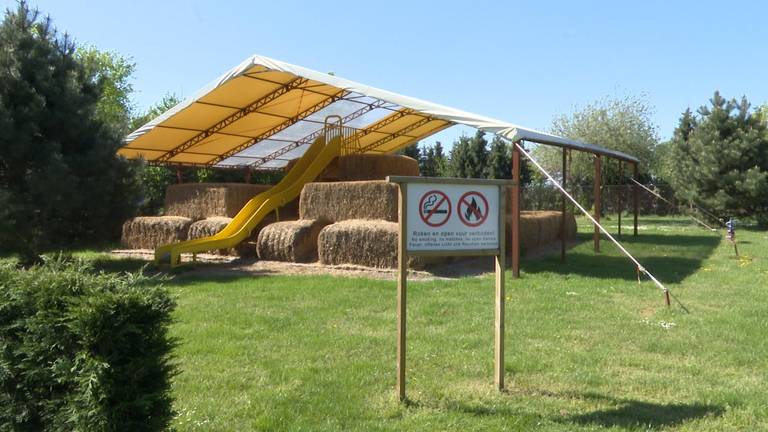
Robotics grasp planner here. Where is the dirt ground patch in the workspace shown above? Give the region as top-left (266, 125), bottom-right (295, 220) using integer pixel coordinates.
top-left (110, 239), bottom-right (579, 281)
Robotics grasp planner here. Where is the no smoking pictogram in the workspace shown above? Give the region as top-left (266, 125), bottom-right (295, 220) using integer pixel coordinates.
top-left (419, 190), bottom-right (451, 227)
top-left (458, 191), bottom-right (489, 227)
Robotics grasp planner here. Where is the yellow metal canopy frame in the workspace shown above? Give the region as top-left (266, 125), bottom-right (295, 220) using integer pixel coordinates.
top-left (118, 55), bottom-right (639, 170)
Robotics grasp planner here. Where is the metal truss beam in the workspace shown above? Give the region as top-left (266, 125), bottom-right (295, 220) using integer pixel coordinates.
top-left (156, 77), bottom-right (308, 163)
top-left (147, 160), bottom-right (284, 171)
top-left (205, 89), bottom-right (349, 166)
top-left (357, 116), bottom-right (436, 153)
top-left (249, 99), bottom-right (388, 169)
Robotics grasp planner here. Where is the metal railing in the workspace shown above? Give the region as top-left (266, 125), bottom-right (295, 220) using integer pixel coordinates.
top-left (323, 115), bottom-right (361, 155)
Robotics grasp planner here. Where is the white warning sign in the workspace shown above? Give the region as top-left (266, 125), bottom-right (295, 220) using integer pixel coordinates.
top-left (406, 183), bottom-right (500, 252)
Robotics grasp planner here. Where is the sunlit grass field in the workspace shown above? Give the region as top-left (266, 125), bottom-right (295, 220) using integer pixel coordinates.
top-left (101, 216), bottom-right (768, 430)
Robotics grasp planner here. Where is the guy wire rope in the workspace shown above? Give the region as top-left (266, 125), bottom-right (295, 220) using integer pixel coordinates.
top-left (513, 141), bottom-right (684, 310)
top-left (629, 178), bottom-right (718, 231)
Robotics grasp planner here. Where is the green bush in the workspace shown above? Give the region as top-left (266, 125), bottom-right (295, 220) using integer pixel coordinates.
top-left (0, 257), bottom-right (176, 431)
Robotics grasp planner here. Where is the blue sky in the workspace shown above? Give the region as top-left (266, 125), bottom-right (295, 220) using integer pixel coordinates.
top-left (4, 0), bottom-right (767, 145)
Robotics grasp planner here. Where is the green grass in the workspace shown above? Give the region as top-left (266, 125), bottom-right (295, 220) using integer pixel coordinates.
top-left (49, 217), bottom-right (768, 430)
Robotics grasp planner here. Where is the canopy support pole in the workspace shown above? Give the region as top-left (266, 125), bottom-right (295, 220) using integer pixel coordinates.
top-left (561, 148), bottom-right (567, 262)
top-left (511, 142), bottom-right (521, 278)
top-left (633, 162), bottom-right (639, 236)
top-left (618, 160), bottom-right (623, 237)
top-left (594, 155), bottom-right (601, 253)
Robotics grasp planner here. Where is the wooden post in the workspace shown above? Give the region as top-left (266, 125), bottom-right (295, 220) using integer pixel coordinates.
top-left (561, 148), bottom-right (567, 262)
top-left (397, 184), bottom-right (407, 401)
top-left (633, 162), bottom-right (639, 236)
top-left (244, 166), bottom-right (251, 183)
top-left (511, 144), bottom-right (521, 278)
top-left (594, 155), bottom-right (601, 253)
top-left (176, 168), bottom-right (183, 184)
top-left (618, 160), bottom-right (623, 237)
top-left (494, 186), bottom-right (506, 390)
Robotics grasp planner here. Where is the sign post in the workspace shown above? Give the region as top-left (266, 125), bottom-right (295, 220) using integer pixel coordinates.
top-left (388, 176), bottom-right (512, 401)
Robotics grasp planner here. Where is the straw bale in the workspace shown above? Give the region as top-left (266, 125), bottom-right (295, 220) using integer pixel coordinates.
top-left (318, 220), bottom-right (397, 268)
top-left (121, 216), bottom-right (192, 250)
top-left (518, 214), bottom-right (541, 250)
top-left (300, 181), bottom-right (398, 222)
top-left (256, 219), bottom-right (330, 262)
top-left (537, 211), bottom-right (563, 243)
top-left (187, 216), bottom-right (232, 239)
top-left (164, 183), bottom-right (272, 220)
top-left (506, 211), bottom-right (578, 254)
top-left (317, 219), bottom-right (443, 269)
top-left (319, 154), bottom-right (419, 181)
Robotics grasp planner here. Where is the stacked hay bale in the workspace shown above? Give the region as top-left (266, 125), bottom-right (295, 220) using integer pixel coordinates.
top-left (255, 180), bottom-right (400, 266)
top-left (187, 216), bottom-right (232, 239)
top-left (285, 154), bottom-right (419, 182)
top-left (317, 219), bottom-right (399, 268)
top-left (300, 181), bottom-right (398, 222)
top-left (512, 210), bottom-right (577, 253)
top-left (121, 183), bottom-right (299, 252)
top-left (299, 181), bottom-right (441, 269)
top-left (121, 216), bottom-right (192, 250)
top-left (303, 181), bottom-right (398, 268)
top-left (257, 219), bottom-right (331, 263)
top-left (318, 154), bottom-right (419, 181)
top-left (164, 183), bottom-right (272, 220)
top-left (502, 186), bottom-right (578, 253)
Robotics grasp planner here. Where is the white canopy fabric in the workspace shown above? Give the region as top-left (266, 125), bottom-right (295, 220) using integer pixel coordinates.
top-left (119, 54), bottom-right (639, 168)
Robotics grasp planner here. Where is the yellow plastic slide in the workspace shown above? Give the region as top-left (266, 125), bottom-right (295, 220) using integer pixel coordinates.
top-left (155, 133), bottom-right (342, 266)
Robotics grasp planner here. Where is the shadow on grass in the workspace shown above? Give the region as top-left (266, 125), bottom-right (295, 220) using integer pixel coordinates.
top-left (410, 390), bottom-right (722, 430)
top-left (523, 233), bottom-right (721, 283)
top-left (88, 256), bottom-right (279, 286)
top-left (561, 393), bottom-right (724, 430)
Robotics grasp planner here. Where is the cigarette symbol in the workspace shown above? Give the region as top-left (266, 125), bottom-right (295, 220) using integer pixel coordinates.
top-left (423, 194), bottom-right (447, 214)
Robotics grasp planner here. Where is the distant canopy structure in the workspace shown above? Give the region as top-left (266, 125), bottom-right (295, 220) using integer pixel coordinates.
top-left (118, 55), bottom-right (638, 170)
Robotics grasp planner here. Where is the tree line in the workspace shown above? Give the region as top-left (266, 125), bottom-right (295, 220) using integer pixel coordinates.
top-left (400, 130), bottom-right (532, 183)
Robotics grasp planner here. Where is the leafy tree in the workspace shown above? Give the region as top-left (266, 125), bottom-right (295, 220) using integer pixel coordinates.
top-left (130, 95), bottom-right (180, 214)
top-left (0, 2), bottom-right (139, 262)
top-left (76, 46), bottom-right (136, 136)
top-left (668, 92), bottom-right (768, 224)
top-left (131, 93), bottom-right (179, 130)
top-left (534, 95), bottom-right (659, 193)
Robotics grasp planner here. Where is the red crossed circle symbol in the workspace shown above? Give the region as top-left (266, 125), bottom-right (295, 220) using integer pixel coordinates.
top-left (458, 191), bottom-right (489, 227)
top-left (418, 190), bottom-right (451, 227)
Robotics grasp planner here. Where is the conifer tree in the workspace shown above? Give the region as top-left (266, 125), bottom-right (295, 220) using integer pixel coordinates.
top-left (0, 2), bottom-right (139, 261)
top-left (486, 136), bottom-right (511, 179)
top-left (448, 135), bottom-right (473, 177)
top-left (467, 130), bottom-right (489, 178)
top-left (669, 92), bottom-right (768, 224)
top-left (433, 141), bottom-right (448, 176)
top-left (400, 143), bottom-right (420, 160)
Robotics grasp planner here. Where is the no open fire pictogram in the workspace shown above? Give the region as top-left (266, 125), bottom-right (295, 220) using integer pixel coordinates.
top-left (458, 191), bottom-right (489, 227)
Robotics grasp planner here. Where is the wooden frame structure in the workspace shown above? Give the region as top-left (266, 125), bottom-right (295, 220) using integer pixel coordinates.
top-left (509, 141), bottom-right (640, 272)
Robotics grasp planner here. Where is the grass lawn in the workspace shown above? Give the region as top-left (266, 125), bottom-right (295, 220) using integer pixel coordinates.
top-left (108, 216), bottom-right (767, 430)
